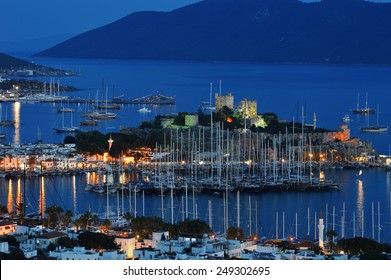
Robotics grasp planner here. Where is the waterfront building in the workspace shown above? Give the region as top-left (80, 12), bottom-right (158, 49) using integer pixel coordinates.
top-left (0, 221), bottom-right (16, 236)
top-left (215, 93), bottom-right (234, 111)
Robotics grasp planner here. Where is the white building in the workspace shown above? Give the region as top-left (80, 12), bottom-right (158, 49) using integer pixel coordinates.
top-left (133, 248), bottom-right (161, 260)
top-left (0, 221), bottom-right (16, 236)
top-left (115, 236), bottom-right (136, 259)
top-left (49, 246), bottom-right (125, 260)
top-left (156, 240), bottom-right (187, 254)
top-left (0, 242), bottom-right (9, 253)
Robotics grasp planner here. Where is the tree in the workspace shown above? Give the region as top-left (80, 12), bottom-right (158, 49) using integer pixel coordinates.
top-left (102, 219), bottom-right (111, 233)
top-left (77, 211), bottom-right (92, 230)
top-left (0, 204), bottom-right (8, 214)
top-left (57, 237), bottom-right (78, 249)
top-left (77, 231), bottom-right (119, 250)
top-left (123, 212), bottom-right (132, 222)
top-left (326, 230), bottom-right (339, 252)
top-left (45, 205), bottom-right (64, 229)
top-left (173, 113), bottom-right (186, 126)
top-left (337, 237), bottom-right (391, 260)
top-left (0, 248), bottom-right (26, 260)
top-left (16, 203), bottom-right (26, 222)
top-left (226, 226), bottom-right (245, 240)
top-left (175, 219), bottom-right (212, 237)
top-left (0, 235), bottom-right (18, 247)
top-left (131, 216), bottom-right (166, 240)
top-left (64, 135), bottom-right (76, 144)
top-left (62, 210), bottom-right (73, 229)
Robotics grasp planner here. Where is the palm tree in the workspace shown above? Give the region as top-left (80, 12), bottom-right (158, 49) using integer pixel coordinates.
top-left (326, 230), bottom-right (339, 252)
top-left (62, 210), bottom-right (73, 229)
top-left (45, 205), bottom-right (64, 229)
top-left (89, 214), bottom-right (99, 227)
top-left (123, 212), bottom-right (132, 222)
top-left (82, 211), bottom-right (92, 229)
top-left (16, 203), bottom-right (26, 223)
top-left (73, 217), bottom-right (82, 231)
top-left (102, 219), bottom-right (111, 233)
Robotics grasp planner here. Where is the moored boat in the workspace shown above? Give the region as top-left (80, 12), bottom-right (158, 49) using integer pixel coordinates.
top-left (137, 107), bottom-right (152, 113)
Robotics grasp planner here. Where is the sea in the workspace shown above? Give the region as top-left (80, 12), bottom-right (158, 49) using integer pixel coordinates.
top-left (1, 54), bottom-right (391, 242)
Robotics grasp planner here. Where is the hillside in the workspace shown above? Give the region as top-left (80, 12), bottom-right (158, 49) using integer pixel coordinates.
top-left (0, 52), bottom-right (75, 77)
top-left (34, 0), bottom-right (391, 64)
top-left (0, 52), bottom-right (35, 69)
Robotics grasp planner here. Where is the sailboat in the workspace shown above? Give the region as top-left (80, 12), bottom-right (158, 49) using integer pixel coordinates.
top-left (80, 118), bottom-right (99, 126)
top-left (87, 90), bottom-right (117, 120)
top-left (199, 82), bottom-right (216, 111)
top-left (352, 92), bottom-right (375, 114)
top-left (80, 98), bottom-right (99, 126)
top-left (57, 100), bottom-right (74, 113)
top-left (360, 104), bottom-right (388, 133)
top-left (53, 110), bottom-right (79, 133)
top-left (0, 104), bottom-right (15, 126)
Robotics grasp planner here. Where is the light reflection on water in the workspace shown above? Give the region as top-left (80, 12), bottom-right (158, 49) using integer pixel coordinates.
top-left (12, 102), bottom-right (21, 145)
top-left (7, 179), bottom-right (13, 213)
top-left (356, 179), bottom-right (364, 237)
top-left (39, 176), bottom-right (45, 216)
top-left (1, 168), bottom-right (391, 242)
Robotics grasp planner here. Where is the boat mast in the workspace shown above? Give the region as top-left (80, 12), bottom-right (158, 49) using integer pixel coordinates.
top-left (357, 92), bottom-right (360, 110)
top-left (365, 92), bottom-right (369, 110)
top-left (171, 188), bottom-right (174, 224)
top-left (248, 195), bottom-right (252, 236)
top-left (378, 201), bottom-right (381, 243)
top-left (275, 211), bottom-right (279, 239)
top-left (237, 190), bottom-right (240, 230)
top-left (376, 104), bottom-right (380, 126)
top-left (282, 211), bottom-right (285, 240)
top-left (208, 200), bottom-right (212, 230)
top-left (372, 201), bottom-right (375, 239)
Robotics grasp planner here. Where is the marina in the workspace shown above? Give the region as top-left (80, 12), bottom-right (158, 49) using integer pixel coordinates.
top-left (3, 0), bottom-right (391, 271)
top-left (1, 58), bottom-right (391, 260)
top-left (1, 166), bottom-right (391, 243)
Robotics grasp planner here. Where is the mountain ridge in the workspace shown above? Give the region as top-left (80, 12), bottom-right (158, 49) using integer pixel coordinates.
top-left (34, 0), bottom-right (391, 64)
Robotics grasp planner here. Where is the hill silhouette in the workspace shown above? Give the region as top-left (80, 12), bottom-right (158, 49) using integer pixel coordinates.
top-left (35, 0), bottom-right (391, 64)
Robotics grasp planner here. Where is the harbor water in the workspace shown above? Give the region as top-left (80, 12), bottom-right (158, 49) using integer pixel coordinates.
top-left (1, 57), bottom-right (391, 242)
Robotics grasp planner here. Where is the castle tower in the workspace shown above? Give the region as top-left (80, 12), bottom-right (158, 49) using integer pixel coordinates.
top-left (318, 211), bottom-right (325, 249)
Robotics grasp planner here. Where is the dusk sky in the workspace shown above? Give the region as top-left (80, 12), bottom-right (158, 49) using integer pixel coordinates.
top-left (2, 0), bottom-right (199, 42)
top-left (1, 0), bottom-right (391, 43)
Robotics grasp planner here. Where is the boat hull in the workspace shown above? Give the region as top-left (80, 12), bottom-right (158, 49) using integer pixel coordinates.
top-left (361, 126), bottom-right (388, 133)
